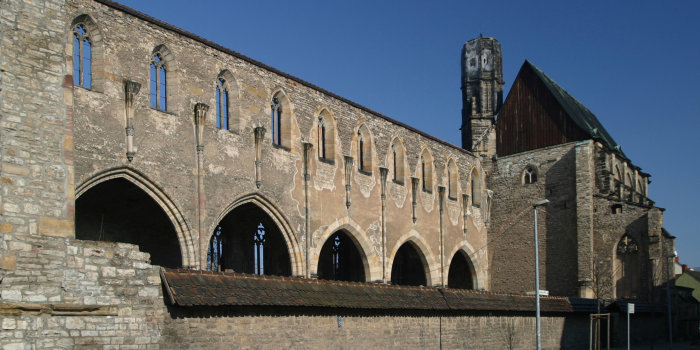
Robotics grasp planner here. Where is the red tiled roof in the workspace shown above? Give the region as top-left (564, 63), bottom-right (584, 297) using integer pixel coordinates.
top-left (161, 268), bottom-right (573, 312)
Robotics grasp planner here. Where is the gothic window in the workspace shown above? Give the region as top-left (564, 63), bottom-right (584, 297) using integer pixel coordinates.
top-left (448, 159), bottom-right (458, 199)
top-left (150, 53), bottom-right (167, 111)
top-left (471, 168), bottom-right (481, 207)
top-left (72, 24), bottom-right (91, 89)
top-left (271, 96), bottom-right (282, 146)
top-left (391, 140), bottom-right (406, 184)
top-left (318, 117), bottom-right (327, 159)
top-left (216, 78), bottom-right (229, 130)
top-left (421, 150), bottom-right (433, 193)
top-left (316, 110), bottom-right (335, 162)
top-left (253, 223), bottom-right (266, 275)
top-left (357, 125), bottom-right (372, 173)
top-left (523, 166), bottom-right (537, 184)
top-left (614, 234), bottom-right (640, 299)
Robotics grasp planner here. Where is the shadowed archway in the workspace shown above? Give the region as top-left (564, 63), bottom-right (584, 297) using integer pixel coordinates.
top-left (317, 230), bottom-right (366, 282)
top-left (75, 177), bottom-right (182, 268)
top-left (207, 203), bottom-right (291, 276)
top-left (391, 242), bottom-right (428, 286)
top-left (447, 250), bottom-right (475, 289)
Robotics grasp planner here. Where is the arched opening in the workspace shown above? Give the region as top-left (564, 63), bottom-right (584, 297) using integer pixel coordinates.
top-left (391, 242), bottom-right (428, 286)
top-left (447, 250), bottom-right (475, 289)
top-left (317, 230), bottom-right (366, 282)
top-left (207, 203), bottom-right (291, 276)
top-left (75, 178), bottom-right (182, 268)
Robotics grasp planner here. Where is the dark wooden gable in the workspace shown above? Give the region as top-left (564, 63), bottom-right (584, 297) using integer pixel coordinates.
top-left (496, 61), bottom-right (590, 157)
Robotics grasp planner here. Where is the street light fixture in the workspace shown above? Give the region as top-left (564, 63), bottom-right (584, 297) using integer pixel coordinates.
top-left (533, 199), bottom-right (550, 350)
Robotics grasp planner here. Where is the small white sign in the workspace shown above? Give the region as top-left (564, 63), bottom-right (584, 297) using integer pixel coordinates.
top-left (628, 303), bottom-right (635, 314)
top-left (539, 290), bottom-right (549, 296)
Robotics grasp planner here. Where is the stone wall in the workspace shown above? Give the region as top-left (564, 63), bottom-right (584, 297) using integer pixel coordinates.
top-left (487, 143), bottom-right (579, 296)
top-left (0, 0), bottom-right (74, 239)
top-left (161, 309), bottom-right (588, 350)
top-left (63, 0), bottom-right (490, 287)
top-left (0, 234), bottom-right (165, 349)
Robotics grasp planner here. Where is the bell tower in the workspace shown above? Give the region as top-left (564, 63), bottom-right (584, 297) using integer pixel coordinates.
top-left (460, 36), bottom-right (504, 153)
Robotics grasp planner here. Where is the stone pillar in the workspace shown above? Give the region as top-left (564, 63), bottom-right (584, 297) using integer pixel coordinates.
top-left (194, 103), bottom-right (209, 269)
top-left (575, 140), bottom-right (595, 298)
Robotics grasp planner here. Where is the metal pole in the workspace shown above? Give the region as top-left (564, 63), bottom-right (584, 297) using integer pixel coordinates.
top-left (534, 204), bottom-right (541, 350)
top-left (666, 255), bottom-right (673, 349)
top-left (532, 199), bottom-right (548, 350)
top-left (627, 306), bottom-right (630, 350)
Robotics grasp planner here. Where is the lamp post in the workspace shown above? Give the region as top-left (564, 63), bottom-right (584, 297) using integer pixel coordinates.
top-left (666, 251), bottom-right (677, 349)
top-left (533, 199), bottom-right (550, 350)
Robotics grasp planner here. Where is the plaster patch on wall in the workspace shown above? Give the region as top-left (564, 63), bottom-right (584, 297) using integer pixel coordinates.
top-left (420, 190), bottom-right (434, 213)
top-left (366, 218), bottom-right (382, 257)
top-left (313, 161), bottom-right (337, 191)
top-left (151, 113), bottom-right (181, 136)
top-left (447, 200), bottom-right (460, 226)
top-left (355, 172), bottom-right (376, 197)
top-left (207, 163), bottom-right (225, 175)
top-left (472, 207), bottom-right (484, 231)
top-left (222, 144), bottom-right (240, 159)
top-left (388, 182), bottom-right (408, 208)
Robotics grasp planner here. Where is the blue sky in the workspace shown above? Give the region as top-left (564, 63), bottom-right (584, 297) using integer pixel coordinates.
top-left (116, 0), bottom-right (700, 268)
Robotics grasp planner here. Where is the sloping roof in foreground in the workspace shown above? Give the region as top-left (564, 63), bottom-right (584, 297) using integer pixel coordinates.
top-left (162, 268), bottom-right (577, 312)
top-left (524, 60), bottom-right (628, 161)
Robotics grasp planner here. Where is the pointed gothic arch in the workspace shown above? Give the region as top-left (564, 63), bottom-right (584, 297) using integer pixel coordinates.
top-left (317, 230), bottom-right (366, 282)
top-left (613, 234), bottom-right (641, 299)
top-left (388, 232), bottom-right (439, 286)
top-left (316, 108), bottom-right (336, 162)
top-left (270, 89), bottom-right (294, 150)
top-left (208, 193), bottom-right (303, 276)
top-left (420, 148), bottom-right (434, 193)
top-left (311, 219), bottom-right (379, 282)
top-left (75, 168), bottom-right (195, 268)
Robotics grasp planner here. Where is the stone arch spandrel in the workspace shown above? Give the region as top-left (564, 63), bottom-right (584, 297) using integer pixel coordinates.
top-left (209, 192), bottom-right (303, 277)
top-left (446, 241), bottom-right (488, 290)
top-left (310, 218), bottom-right (381, 282)
top-left (75, 167), bottom-right (196, 268)
top-left (387, 231), bottom-right (439, 286)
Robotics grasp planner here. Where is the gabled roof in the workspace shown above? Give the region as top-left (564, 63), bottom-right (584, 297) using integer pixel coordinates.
top-left (523, 60), bottom-right (628, 160)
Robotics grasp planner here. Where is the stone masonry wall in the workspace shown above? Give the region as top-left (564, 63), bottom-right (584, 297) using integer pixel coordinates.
top-left (0, 234), bottom-right (165, 349)
top-left (487, 143), bottom-right (579, 296)
top-left (160, 310), bottom-right (588, 350)
top-left (64, 0), bottom-right (490, 288)
top-left (0, 0), bottom-right (74, 240)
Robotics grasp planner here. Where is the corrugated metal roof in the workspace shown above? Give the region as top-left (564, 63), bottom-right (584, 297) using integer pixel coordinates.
top-left (523, 60), bottom-right (628, 160)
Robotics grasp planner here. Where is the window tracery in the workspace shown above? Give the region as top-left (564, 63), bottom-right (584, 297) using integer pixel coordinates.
top-left (73, 24), bottom-right (92, 89)
top-left (216, 78), bottom-right (228, 129)
top-left (150, 53), bottom-right (167, 110)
